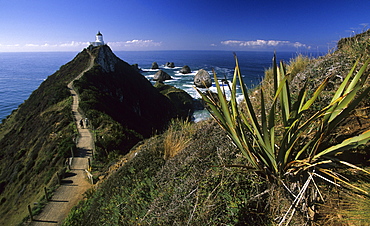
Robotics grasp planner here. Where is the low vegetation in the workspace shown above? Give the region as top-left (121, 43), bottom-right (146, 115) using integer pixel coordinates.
top-left (154, 82), bottom-right (194, 121)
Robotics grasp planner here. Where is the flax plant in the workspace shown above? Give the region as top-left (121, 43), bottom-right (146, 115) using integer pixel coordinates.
top-left (197, 53), bottom-right (370, 198)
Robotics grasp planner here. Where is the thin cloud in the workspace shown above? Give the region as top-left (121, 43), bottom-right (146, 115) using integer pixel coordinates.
top-left (1, 40), bottom-right (163, 51)
top-left (25, 43), bottom-right (40, 47)
top-left (0, 41), bottom-right (90, 52)
top-left (24, 42), bottom-right (87, 48)
top-left (221, 39), bottom-right (309, 49)
top-left (0, 44), bottom-right (21, 47)
top-left (109, 40), bottom-right (162, 48)
top-left (60, 41), bottom-right (89, 47)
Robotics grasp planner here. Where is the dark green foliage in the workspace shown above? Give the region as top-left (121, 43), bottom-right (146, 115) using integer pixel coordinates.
top-left (92, 111), bottom-right (143, 160)
top-left (154, 82), bottom-right (194, 120)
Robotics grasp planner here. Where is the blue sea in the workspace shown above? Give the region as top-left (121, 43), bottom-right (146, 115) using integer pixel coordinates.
top-left (0, 50), bottom-right (319, 122)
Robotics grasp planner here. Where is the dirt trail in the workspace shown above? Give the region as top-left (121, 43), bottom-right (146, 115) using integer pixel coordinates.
top-left (31, 51), bottom-right (95, 225)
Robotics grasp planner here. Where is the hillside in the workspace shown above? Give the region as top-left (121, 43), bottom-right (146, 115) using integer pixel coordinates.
top-left (0, 45), bottom-right (189, 225)
top-left (0, 50), bottom-right (89, 225)
top-left (64, 31), bottom-right (370, 225)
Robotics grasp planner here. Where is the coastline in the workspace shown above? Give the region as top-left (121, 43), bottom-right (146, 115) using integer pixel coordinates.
top-left (0, 50), bottom-right (322, 121)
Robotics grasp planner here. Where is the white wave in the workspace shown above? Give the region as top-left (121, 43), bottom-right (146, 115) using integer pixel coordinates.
top-left (182, 84), bottom-right (195, 88)
top-left (166, 77), bottom-right (182, 81)
top-left (236, 94), bottom-right (245, 103)
top-left (193, 110), bottom-right (210, 123)
top-left (214, 66), bottom-right (233, 73)
top-left (142, 68), bottom-right (159, 72)
top-left (162, 66), bottom-right (182, 69)
top-left (174, 71), bottom-right (197, 76)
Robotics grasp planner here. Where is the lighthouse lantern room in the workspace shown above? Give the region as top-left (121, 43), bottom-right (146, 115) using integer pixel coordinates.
top-left (90, 31), bottom-right (104, 46)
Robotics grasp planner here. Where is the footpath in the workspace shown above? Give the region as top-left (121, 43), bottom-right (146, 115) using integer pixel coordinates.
top-left (30, 52), bottom-right (95, 225)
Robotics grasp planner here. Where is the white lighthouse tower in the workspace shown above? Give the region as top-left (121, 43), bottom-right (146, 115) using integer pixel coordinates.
top-left (90, 31), bottom-right (104, 46)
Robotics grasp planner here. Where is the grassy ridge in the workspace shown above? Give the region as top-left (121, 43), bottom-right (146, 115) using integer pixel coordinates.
top-left (0, 49), bottom-right (92, 225)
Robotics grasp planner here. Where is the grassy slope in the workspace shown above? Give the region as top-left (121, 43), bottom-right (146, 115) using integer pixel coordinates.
top-left (64, 120), bottom-right (268, 225)
top-left (0, 50), bottom-right (90, 225)
top-left (64, 31), bottom-right (370, 225)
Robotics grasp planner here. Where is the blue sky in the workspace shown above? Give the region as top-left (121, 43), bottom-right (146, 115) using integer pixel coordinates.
top-left (0, 0), bottom-right (369, 52)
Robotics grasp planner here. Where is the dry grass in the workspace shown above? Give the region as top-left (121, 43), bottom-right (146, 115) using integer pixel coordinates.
top-left (287, 54), bottom-right (311, 78)
top-left (316, 175), bottom-right (370, 226)
top-left (163, 119), bottom-right (194, 160)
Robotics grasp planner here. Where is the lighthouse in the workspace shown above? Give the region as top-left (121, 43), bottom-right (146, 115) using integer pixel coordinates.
top-left (90, 31), bottom-right (104, 46)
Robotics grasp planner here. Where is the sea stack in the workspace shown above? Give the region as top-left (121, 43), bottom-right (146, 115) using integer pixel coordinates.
top-left (194, 69), bottom-right (212, 88)
top-left (151, 62), bottom-right (159, 69)
top-left (180, 65), bottom-right (191, 74)
top-left (165, 62), bottom-right (175, 68)
top-left (153, 70), bottom-right (172, 82)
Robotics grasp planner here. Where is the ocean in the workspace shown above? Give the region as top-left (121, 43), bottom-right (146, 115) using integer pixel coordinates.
top-left (0, 50), bottom-right (317, 122)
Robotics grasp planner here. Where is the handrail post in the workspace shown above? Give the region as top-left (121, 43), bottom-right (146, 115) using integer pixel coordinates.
top-left (56, 172), bottom-right (61, 185)
top-left (44, 187), bottom-right (49, 201)
top-left (28, 205), bottom-right (33, 221)
top-left (88, 157), bottom-right (91, 171)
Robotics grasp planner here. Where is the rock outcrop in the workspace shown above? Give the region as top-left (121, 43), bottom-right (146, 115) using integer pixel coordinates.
top-left (131, 64), bottom-right (142, 72)
top-left (194, 69), bottom-right (212, 88)
top-left (154, 82), bottom-right (194, 120)
top-left (151, 62), bottom-right (159, 69)
top-left (165, 62), bottom-right (175, 68)
top-left (93, 45), bottom-right (119, 72)
top-left (180, 65), bottom-right (191, 74)
top-left (153, 70), bottom-right (172, 82)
